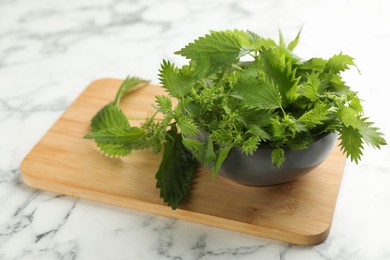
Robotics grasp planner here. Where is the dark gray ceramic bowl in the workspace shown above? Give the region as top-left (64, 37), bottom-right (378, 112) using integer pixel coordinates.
top-left (219, 132), bottom-right (338, 186)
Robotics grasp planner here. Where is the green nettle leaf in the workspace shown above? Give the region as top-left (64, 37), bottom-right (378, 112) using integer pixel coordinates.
top-left (176, 115), bottom-right (199, 136)
top-left (85, 127), bottom-right (146, 145)
top-left (89, 76), bottom-right (148, 133)
top-left (211, 129), bottom-right (235, 144)
top-left (226, 29), bottom-right (267, 53)
top-left (182, 138), bottom-right (206, 162)
top-left (239, 109), bottom-right (272, 128)
top-left (247, 125), bottom-right (271, 141)
top-left (246, 30), bottom-right (264, 44)
top-left (329, 74), bottom-right (350, 93)
top-left (287, 29), bottom-right (301, 51)
top-left (260, 47), bottom-right (300, 106)
top-left (189, 54), bottom-right (212, 79)
top-left (150, 134), bottom-right (163, 154)
top-left (339, 106), bottom-right (361, 129)
top-left (349, 94), bottom-right (363, 113)
top-left (156, 126), bottom-right (199, 209)
top-left (185, 100), bottom-right (202, 118)
top-left (286, 133), bottom-right (313, 151)
top-left (234, 67), bottom-right (282, 109)
top-left (298, 58), bottom-right (327, 72)
top-left (272, 147), bottom-right (285, 168)
top-left (298, 103), bottom-right (330, 128)
top-left (155, 95), bottom-right (173, 114)
top-left (278, 29), bottom-right (285, 48)
top-left (87, 103), bottom-right (133, 156)
top-left (86, 77), bottom-right (157, 157)
top-left (175, 31), bottom-right (243, 74)
top-left (326, 53), bottom-right (356, 73)
top-left (301, 73), bottom-right (320, 102)
top-left (114, 77), bottom-right (149, 106)
top-left (91, 103), bottom-right (129, 132)
top-left (360, 118), bottom-right (387, 148)
top-left (271, 117), bottom-right (287, 140)
top-left (284, 114), bottom-right (306, 135)
top-left (96, 144), bottom-right (133, 157)
top-left (159, 60), bottom-right (194, 98)
top-left (339, 126), bottom-right (364, 163)
top-left (241, 136), bottom-right (260, 155)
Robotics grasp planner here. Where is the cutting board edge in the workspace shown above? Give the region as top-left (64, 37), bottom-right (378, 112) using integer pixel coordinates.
top-left (20, 164), bottom-right (330, 246)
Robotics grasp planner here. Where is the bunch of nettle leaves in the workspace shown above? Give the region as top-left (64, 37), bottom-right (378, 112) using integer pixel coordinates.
top-left (86, 30), bottom-right (386, 209)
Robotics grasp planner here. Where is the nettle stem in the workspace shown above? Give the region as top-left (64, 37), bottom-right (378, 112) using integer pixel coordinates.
top-left (232, 64), bottom-right (243, 71)
top-left (280, 106), bottom-right (287, 118)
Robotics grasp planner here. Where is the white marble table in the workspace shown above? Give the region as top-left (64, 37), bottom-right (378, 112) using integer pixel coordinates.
top-left (1, 0), bottom-right (390, 259)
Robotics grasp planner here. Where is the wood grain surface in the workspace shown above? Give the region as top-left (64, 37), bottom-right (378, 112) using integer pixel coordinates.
top-left (21, 78), bottom-right (347, 245)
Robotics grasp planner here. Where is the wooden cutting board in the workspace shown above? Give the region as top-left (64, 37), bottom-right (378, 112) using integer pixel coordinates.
top-left (21, 78), bottom-right (347, 245)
